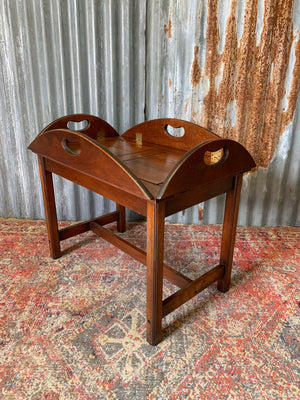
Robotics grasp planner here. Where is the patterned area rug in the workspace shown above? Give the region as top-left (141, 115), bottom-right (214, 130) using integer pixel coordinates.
top-left (0, 218), bottom-right (299, 399)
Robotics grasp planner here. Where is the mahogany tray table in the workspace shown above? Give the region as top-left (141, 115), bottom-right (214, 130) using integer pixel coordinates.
top-left (29, 114), bottom-right (255, 345)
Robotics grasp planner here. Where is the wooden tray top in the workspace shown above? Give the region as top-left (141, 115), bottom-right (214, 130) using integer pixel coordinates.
top-left (29, 114), bottom-right (255, 207)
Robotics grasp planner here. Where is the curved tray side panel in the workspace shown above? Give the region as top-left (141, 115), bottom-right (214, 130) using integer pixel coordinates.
top-left (29, 129), bottom-right (152, 200)
top-left (158, 139), bottom-right (256, 199)
top-left (41, 114), bottom-right (119, 140)
top-left (122, 118), bottom-right (219, 151)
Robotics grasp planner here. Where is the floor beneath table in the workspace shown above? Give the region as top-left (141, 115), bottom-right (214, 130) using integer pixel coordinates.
top-left (0, 218), bottom-right (299, 399)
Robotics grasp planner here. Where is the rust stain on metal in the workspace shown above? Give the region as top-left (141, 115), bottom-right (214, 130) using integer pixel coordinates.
top-left (191, 46), bottom-right (201, 87)
top-left (281, 35), bottom-right (300, 130)
top-left (256, 0), bottom-right (296, 167)
top-left (169, 78), bottom-right (172, 88)
top-left (200, 0), bottom-right (220, 128)
top-left (189, 0), bottom-right (299, 168)
top-left (242, 0), bottom-right (276, 161)
top-left (164, 18), bottom-right (172, 38)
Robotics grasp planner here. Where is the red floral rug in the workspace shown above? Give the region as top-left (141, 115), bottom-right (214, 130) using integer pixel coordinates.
top-left (0, 218), bottom-right (299, 399)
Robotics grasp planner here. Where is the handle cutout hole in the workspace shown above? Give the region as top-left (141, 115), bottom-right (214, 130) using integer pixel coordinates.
top-left (62, 139), bottom-right (81, 155)
top-left (204, 148), bottom-right (227, 165)
top-left (67, 119), bottom-right (89, 131)
top-left (165, 124), bottom-right (185, 138)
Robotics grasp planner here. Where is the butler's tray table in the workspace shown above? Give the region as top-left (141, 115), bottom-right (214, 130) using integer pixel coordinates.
top-left (29, 114), bottom-right (255, 345)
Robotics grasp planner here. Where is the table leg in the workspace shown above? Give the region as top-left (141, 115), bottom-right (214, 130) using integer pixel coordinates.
top-left (38, 156), bottom-right (61, 259)
top-left (116, 204), bottom-right (126, 232)
top-left (217, 173), bottom-right (243, 292)
top-left (146, 201), bottom-right (165, 345)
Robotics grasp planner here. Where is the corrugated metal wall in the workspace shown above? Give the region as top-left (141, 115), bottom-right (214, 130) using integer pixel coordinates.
top-left (1, 0), bottom-right (299, 225)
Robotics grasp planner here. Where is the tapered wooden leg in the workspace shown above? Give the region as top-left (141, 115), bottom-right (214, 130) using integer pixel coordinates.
top-left (116, 204), bottom-right (126, 232)
top-left (217, 174), bottom-right (243, 292)
top-left (146, 201), bottom-right (165, 345)
top-left (38, 156), bottom-right (61, 259)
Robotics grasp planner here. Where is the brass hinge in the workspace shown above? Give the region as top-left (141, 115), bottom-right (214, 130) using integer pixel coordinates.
top-left (136, 133), bottom-right (143, 146)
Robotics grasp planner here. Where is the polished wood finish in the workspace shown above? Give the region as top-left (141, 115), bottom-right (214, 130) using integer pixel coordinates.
top-left (29, 114), bottom-right (256, 345)
top-left (59, 212), bottom-right (119, 241)
top-left (38, 156), bottom-right (61, 259)
top-left (146, 201), bottom-right (165, 345)
top-left (43, 158), bottom-right (148, 215)
top-left (162, 264), bottom-right (224, 317)
top-left (116, 204), bottom-right (126, 233)
top-left (122, 118), bottom-right (218, 151)
top-left (217, 173), bottom-right (243, 292)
